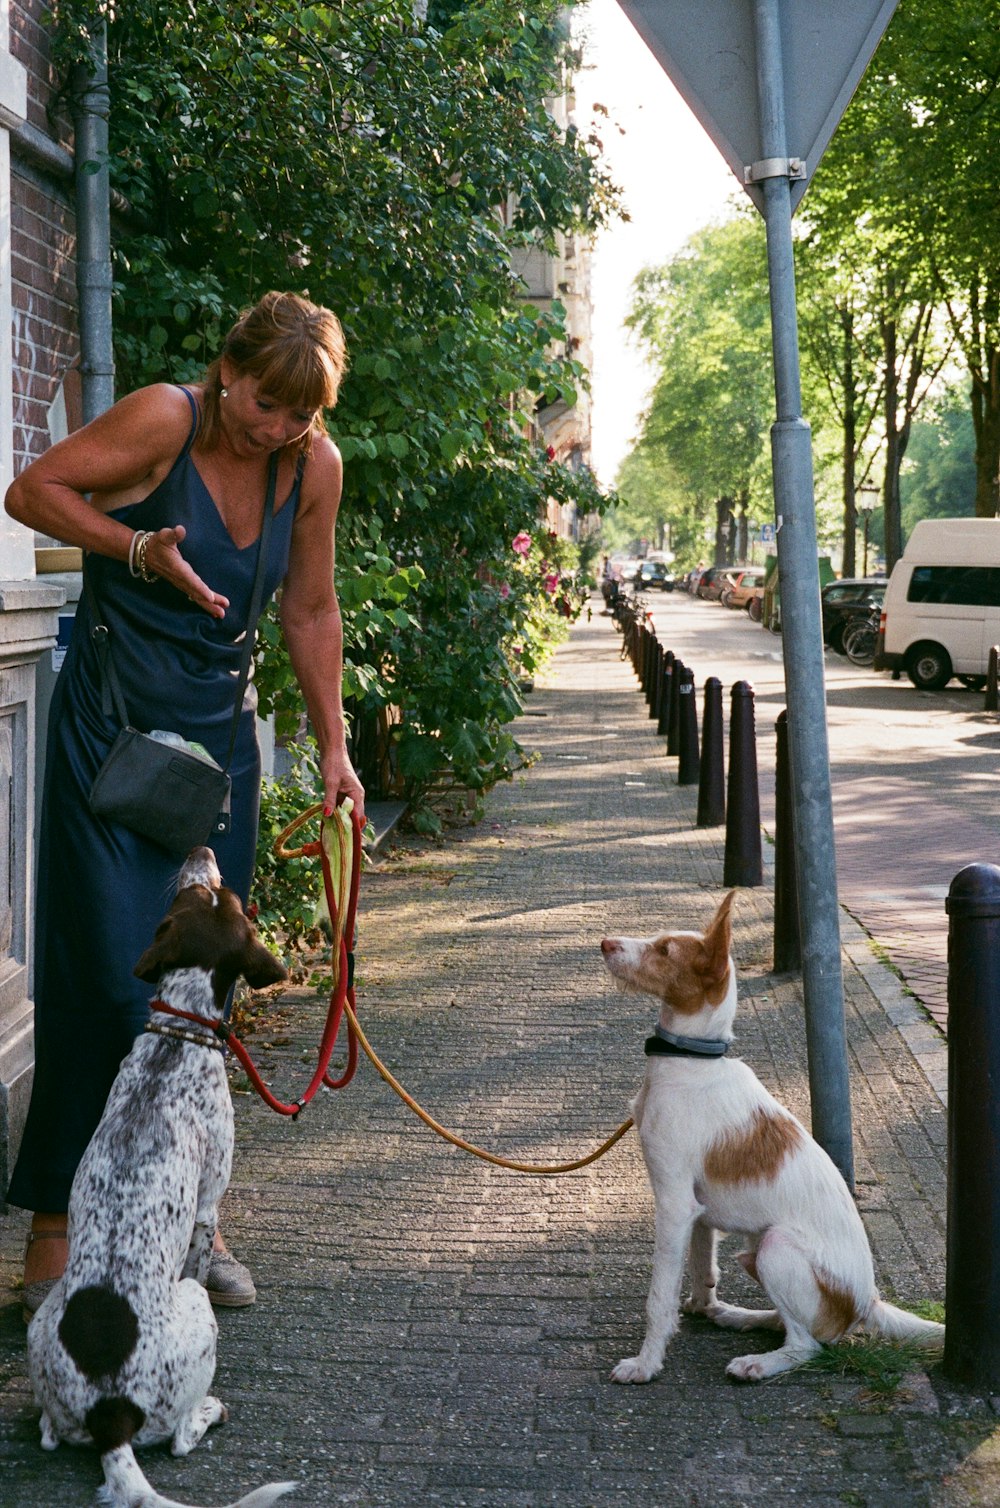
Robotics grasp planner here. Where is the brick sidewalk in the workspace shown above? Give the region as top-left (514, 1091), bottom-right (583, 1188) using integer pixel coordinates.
top-left (0, 601), bottom-right (993, 1506)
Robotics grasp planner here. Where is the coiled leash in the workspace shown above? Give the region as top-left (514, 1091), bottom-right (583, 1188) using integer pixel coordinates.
top-left (212, 800), bottom-right (363, 1116)
top-left (266, 805), bottom-right (633, 1174)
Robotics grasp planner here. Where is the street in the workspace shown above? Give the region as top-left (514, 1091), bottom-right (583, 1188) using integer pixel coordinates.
top-left (640, 586), bottom-right (1000, 1031)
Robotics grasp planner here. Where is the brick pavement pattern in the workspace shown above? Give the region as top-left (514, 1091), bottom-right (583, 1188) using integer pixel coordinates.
top-left (0, 600), bottom-right (994, 1506)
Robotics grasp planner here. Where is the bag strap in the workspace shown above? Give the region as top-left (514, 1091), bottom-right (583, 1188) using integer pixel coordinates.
top-left (84, 450), bottom-right (279, 775)
top-left (224, 450), bottom-right (277, 768)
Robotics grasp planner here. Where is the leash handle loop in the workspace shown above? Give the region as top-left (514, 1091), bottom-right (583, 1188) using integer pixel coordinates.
top-left (273, 802), bottom-right (325, 860)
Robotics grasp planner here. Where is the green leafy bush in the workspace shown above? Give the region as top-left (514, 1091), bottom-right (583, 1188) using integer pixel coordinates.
top-left (53, 0), bottom-right (614, 826)
top-left (250, 743), bottom-right (327, 971)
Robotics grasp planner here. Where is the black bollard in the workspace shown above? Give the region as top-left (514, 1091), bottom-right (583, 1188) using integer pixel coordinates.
top-left (631, 618), bottom-right (644, 678)
top-left (635, 615), bottom-right (648, 680)
top-left (724, 680), bottom-right (763, 887)
top-left (944, 864), bottom-right (1000, 1389)
top-left (657, 653), bottom-right (675, 736)
top-left (667, 657), bottom-right (684, 757)
top-left (646, 634), bottom-right (660, 714)
top-left (697, 677), bottom-right (725, 826)
top-left (773, 710), bottom-right (801, 971)
top-left (641, 624), bottom-right (653, 697)
top-left (651, 643), bottom-right (665, 723)
top-left (677, 666), bottom-right (700, 784)
top-left (986, 645), bottom-right (999, 713)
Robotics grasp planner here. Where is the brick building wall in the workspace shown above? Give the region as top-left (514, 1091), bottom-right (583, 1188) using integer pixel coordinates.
top-left (10, 0), bottom-right (79, 474)
top-left (0, 2), bottom-right (70, 1199)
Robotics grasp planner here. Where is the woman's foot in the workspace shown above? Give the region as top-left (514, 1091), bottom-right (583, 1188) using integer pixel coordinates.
top-left (22, 1216), bottom-right (68, 1322)
top-left (205, 1230), bottom-right (256, 1308)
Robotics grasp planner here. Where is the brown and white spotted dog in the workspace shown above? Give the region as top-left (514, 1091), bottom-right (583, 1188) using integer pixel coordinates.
top-left (601, 891), bottom-right (944, 1382)
top-left (27, 848), bottom-right (295, 1508)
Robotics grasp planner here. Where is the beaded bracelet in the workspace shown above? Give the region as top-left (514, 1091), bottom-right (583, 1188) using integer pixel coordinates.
top-left (133, 531), bottom-right (157, 583)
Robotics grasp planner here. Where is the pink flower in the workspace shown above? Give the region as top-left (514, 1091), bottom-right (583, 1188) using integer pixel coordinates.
top-left (499, 582), bottom-right (511, 600)
top-left (543, 572), bottom-right (559, 595)
top-left (512, 531), bottom-right (532, 557)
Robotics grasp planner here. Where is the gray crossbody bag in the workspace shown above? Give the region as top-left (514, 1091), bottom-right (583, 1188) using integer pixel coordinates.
top-left (85, 452), bottom-right (276, 855)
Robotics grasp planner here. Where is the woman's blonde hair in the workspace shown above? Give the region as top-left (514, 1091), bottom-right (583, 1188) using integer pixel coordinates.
top-left (200, 291), bottom-right (348, 454)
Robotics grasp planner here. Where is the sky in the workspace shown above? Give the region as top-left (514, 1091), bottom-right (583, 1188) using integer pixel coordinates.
top-left (574, 0), bottom-right (738, 487)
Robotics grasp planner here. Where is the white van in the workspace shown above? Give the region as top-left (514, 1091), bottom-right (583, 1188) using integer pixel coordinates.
top-left (878, 518), bottom-right (1000, 690)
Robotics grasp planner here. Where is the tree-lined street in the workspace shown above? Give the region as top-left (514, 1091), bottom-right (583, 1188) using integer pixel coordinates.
top-left (642, 588), bottom-right (1000, 1031)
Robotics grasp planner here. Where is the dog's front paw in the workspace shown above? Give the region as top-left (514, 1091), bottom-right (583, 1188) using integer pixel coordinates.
top-left (682, 1295), bottom-right (712, 1317)
top-left (611, 1354), bottom-right (659, 1385)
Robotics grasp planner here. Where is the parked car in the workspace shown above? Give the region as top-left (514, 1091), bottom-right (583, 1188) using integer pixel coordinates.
top-left (637, 560), bottom-right (675, 591)
top-left (696, 566), bottom-right (732, 601)
top-left (821, 577), bottom-right (887, 653)
top-left (614, 557), bottom-right (642, 584)
top-left (720, 566), bottom-right (766, 610)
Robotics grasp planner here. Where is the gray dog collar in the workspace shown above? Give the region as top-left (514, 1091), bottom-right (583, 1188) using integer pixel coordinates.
top-left (645, 1023), bottom-right (729, 1058)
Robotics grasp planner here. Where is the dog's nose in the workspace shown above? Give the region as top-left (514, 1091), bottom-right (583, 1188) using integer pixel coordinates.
top-left (178, 847), bottom-right (222, 893)
top-left (601, 938), bottom-right (620, 955)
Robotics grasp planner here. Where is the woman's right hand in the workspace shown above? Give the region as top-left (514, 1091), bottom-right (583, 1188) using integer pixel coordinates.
top-left (144, 525), bottom-right (230, 618)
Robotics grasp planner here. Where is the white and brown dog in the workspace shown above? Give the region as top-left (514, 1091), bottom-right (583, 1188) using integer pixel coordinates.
top-left (601, 890), bottom-right (944, 1382)
top-left (28, 847), bottom-right (294, 1508)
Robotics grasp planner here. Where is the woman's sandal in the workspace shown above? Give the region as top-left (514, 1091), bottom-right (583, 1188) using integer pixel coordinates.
top-left (21, 1230), bottom-right (67, 1325)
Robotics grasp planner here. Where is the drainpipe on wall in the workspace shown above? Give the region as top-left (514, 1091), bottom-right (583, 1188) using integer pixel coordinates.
top-left (71, 22), bottom-right (114, 422)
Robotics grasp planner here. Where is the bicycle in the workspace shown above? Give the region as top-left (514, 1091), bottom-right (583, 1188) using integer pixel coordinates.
top-left (842, 604), bottom-right (880, 666)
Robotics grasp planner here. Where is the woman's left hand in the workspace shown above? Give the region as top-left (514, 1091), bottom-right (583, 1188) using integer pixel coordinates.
top-left (321, 750), bottom-right (366, 826)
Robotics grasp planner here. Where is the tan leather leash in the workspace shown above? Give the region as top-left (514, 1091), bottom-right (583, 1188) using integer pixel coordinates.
top-left (273, 808), bottom-right (634, 1174)
top-left (342, 997), bottom-right (633, 1174)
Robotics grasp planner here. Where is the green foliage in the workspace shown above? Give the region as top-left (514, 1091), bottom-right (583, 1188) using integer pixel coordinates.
top-left (801, 0), bottom-right (1000, 523)
top-left (900, 388), bottom-right (976, 538)
top-left (616, 216), bottom-right (776, 562)
top-left (51, 0), bottom-right (615, 816)
top-left (386, 515), bottom-right (586, 818)
top-left (250, 743), bottom-right (326, 965)
top-left (612, 3), bottom-right (1000, 572)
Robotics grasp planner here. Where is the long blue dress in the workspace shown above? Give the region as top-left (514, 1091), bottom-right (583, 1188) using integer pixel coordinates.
top-left (7, 387), bottom-right (302, 1212)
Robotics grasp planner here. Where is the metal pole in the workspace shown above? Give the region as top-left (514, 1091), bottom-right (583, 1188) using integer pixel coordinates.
top-left (753, 0), bottom-right (853, 1186)
top-left (72, 23), bottom-right (115, 423)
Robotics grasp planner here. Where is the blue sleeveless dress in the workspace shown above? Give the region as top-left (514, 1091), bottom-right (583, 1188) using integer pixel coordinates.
top-left (7, 388), bottom-right (302, 1212)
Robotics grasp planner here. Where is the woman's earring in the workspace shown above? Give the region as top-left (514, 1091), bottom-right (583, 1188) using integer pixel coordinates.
top-left (220, 387), bottom-right (229, 399)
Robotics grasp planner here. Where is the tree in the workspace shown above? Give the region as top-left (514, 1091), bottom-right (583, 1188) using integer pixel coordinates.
top-left (899, 388), bottom-right (976, 538)
top-left (808, 0), bottom-right (1000, 525)
top-left (617, 216), bottom-right (774, 568)
top-left (797, 232), bottom-right (884, 577)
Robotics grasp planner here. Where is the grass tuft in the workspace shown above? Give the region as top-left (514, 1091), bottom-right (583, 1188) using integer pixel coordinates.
top-left (803, 1304), bottom-right (944, 1394)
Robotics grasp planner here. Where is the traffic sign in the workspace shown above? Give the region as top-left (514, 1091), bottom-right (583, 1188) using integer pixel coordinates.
top-left (615, 0), bottom-right (899, 211)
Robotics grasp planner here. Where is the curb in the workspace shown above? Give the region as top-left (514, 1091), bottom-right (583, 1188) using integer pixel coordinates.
top-left (839, 906), bottom-right (949, 1107)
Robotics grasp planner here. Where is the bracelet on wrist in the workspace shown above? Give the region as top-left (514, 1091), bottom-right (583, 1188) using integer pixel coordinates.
top-left (127, 530), bottom-right (143, 578)
top-left (134, 531), bottom-right (157, 583)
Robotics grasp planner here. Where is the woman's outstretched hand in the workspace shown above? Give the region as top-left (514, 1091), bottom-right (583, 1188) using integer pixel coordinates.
top-left (145, 525), bottom-right (230, 618)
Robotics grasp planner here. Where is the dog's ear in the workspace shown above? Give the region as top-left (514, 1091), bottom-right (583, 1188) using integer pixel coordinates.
top-left (240, 937), bottom-right (289, 990)
top-left (133, 917), bottom-right (181, 982)
top-left (700, 890), bottom-right (735, 990)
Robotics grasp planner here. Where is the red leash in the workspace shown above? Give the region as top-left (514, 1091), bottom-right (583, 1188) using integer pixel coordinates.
top-left (152, 803), bottom-right (363, 1117)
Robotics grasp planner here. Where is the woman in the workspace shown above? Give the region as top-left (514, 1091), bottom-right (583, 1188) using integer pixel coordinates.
top-left (6, 291), bottom-right (365, 1313)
